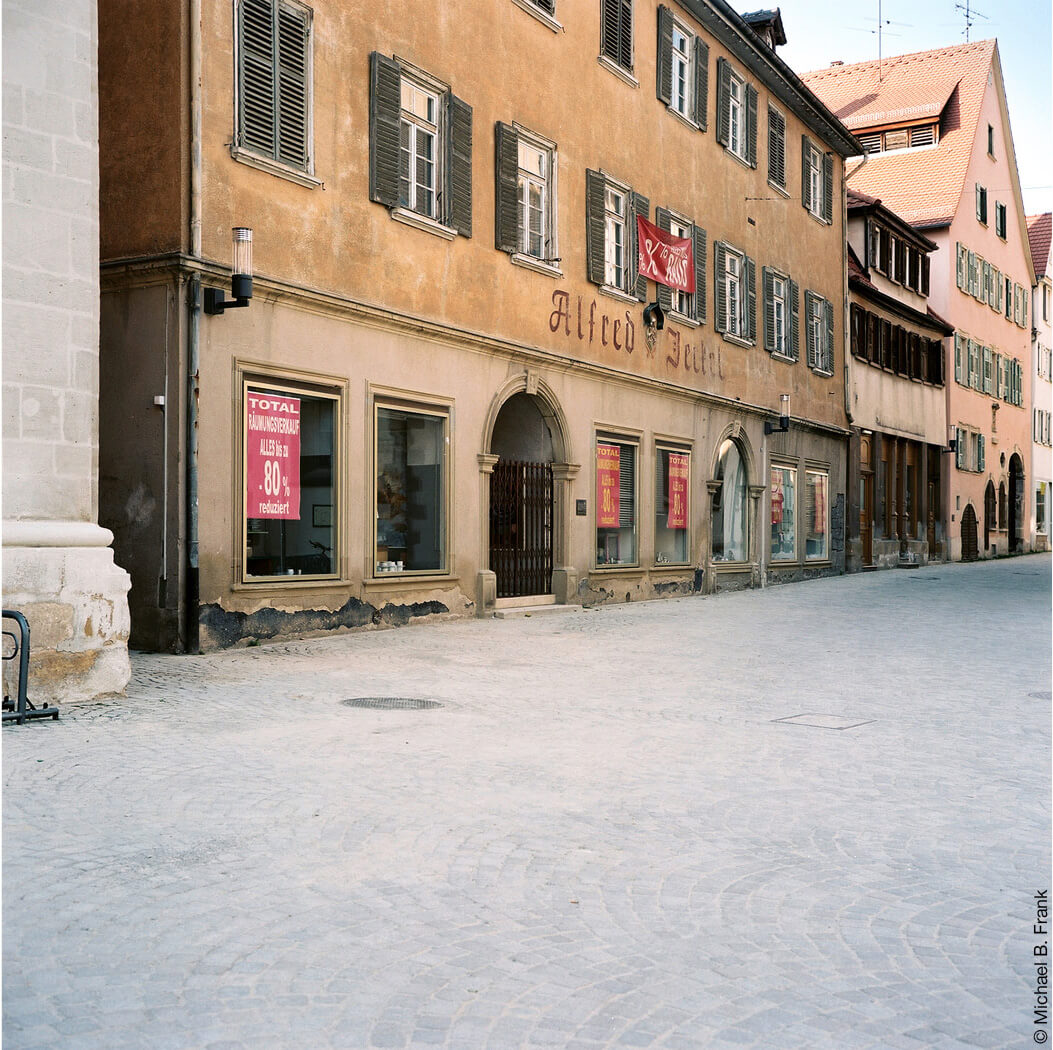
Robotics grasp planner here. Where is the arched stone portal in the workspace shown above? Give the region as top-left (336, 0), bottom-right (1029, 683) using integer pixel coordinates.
top-left (961, 504), bottom-right (978, 562)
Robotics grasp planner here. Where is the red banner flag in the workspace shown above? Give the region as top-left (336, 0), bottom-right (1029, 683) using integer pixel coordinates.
top-left (596, 443), bottom-right (621, 529)
top-left (636, 215), bottom-right (695, 294)
top-left (667, 453), bottom-right (689, 529)
top-left (246, 391), bottom-right (301, 519)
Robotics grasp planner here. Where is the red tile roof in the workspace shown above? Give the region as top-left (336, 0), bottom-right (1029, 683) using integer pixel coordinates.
top-left (1027, 213), bottom-right (1052, 278)
top-left (802, 40), bottom-right (996, 228)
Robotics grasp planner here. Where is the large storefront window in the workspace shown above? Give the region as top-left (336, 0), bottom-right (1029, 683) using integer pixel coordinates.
top-left (711, 439), bottom-right (748, 563)
top-left (1037, 482), bottom-right (1048, 535)
top-left (375, 405), bottom-right (447, 574)
top-left (805, 469), bottom-right (829, 560)
top-left (244, 382), bottom-right (338, 580)
top-left (596, 439), bottom-right (637, 565)
top-left (655, 447), bottom-right (690, 564)
top-left (770, 464), bottom-right (797, 561)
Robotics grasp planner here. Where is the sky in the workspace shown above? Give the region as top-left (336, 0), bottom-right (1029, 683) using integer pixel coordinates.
top-left (769, 0), bottom-right (1053, 217)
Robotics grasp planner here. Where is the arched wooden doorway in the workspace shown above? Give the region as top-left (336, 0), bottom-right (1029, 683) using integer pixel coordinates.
top-left (961, 504), bottom-right (978, 562)
top-left (1009, 453), bottom-right (1024, 552)
top-left (984, 481), bottom-right (996, 551)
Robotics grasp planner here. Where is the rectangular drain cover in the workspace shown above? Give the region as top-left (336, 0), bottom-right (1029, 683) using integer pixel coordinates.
top-left (772, 714), bottom-right (875, 731)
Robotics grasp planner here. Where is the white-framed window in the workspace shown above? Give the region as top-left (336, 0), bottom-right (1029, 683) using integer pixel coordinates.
top-left (804, 469), bottom-right (829, 561)
top-left (714, 241), bottom-right (756, 344)
top-left (657, 6), bottom-right (708, 128)
top-left (807, 144), bottom-right (822, 214)
top-left (716, 57), bottom-right (757, 166)
top-left (234, 0), bottom-right (313, 177)
top-left (728, 72), bottom-right (744, 159)
top-left (495, 123), bottom-right (558, 271)
top-left (801, 136), bottom-right (833, 223)
top-left (374, 398), bottom-right (449, 576)
top-left (670, 23), bottom-right (691, 117)
top-left (653, 207), bottom-right (707, 324)
top-left (596, 436), bottom-right (638, 566)
top-left (655, 445), bottom-right (691, 565)
top-left (763, 268), bottom-right (797, 360)
top-left (399, 77), bottom-right (440, 219)
top-left (586, 170), bottom-right (646, 301)
top-left (770, 463), bottom-right (797, 562)
top-left (517, 137), bottom-right (551, 258)
top-left (1037, 482), bottom-right (1048, 534)
top-left (604, 185), bottom-right (628, 291)
top-left (668, 215), bottom-right (694, 317)
top-left (975, 183), bottom-right (988, 225)
top-left (805, 290), bottom-right (834, 374)
top-left (995, 201), bottom-right (1007, 239)
top-left (240, 372), bottom-right (342, 583)
top-left (726, 252), bottom-right (742, 336)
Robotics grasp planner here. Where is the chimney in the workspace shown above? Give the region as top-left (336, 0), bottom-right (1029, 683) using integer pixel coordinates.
top-left (830, 60), bottom-right (844, 66)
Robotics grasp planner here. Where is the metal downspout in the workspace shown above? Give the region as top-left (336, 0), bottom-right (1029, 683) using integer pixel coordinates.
top-left (186, 0), bottom-right (202, 652)
top-left (842, 152), bottom-right (866, 572)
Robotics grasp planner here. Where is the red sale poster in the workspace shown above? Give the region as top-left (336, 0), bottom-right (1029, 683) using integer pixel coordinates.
top-left (596, 443), bottom-right (621, 529)
top-left (636, 215), bottom-right (695, 294)
top-left (667, 453), bottom-right (689, 529)
top-left (246, 391), bottom-right (301, 519)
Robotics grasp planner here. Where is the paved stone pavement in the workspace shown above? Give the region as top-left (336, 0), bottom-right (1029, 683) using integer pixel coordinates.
top-left (4, 555), bottom-right (1051, 1050)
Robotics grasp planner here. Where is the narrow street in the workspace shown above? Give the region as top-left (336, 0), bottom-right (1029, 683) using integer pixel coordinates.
top-left (3, 556), bottom-right (1050, 1050)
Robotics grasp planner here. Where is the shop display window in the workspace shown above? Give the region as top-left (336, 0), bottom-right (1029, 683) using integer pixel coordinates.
top-left (596, 438), bottom-right (637, 566)
top-left (770, 464), bottom-right (796, 561)
top-left (243, 381), bottom-right (339, 580)
top-left (711, 439), bottom-right (748, 563)
top-left (375, 406), bottom-right (447, 574)
top-left (655, 447), bottom-right (690, 564)
top-left (805, 470), bottom-right (829, 560)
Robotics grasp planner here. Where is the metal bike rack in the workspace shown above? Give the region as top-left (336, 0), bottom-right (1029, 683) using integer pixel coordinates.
top-left (3, 610), bottom-right (59, 725)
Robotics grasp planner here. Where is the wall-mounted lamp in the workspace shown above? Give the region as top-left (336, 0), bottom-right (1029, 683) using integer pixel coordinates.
top-left (945, 424), bottom-right (958, 454)
top-left (642, 301), bottom-right (666, 331)
top-left (764, 393), bottom-right (791, 435)
top-left (204, 227), bottom-right (253, 315)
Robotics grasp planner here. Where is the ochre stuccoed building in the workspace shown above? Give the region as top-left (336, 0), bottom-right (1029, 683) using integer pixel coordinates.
top-left (98, 0), bottom-right (859, 651)
top-left (804, 40), bottom-right (1036, 562)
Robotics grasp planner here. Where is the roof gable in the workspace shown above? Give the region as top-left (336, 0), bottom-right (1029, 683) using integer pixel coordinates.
top-left (1027, 213), bottom-right (1052, 280)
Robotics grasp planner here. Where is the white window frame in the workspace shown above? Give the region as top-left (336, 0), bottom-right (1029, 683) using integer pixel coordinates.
top-left (603, 183), bottom-right (629, 293)
top-left (727, 70), bottom-right (745, 161)
top-left (398, 74), bottom-right (442, 221)
top-left (770, 462), bottom-right (797, 563)
top-left (804, 469), bottom-right (830, 562)
top-left (670, 21), bottom-right (692, 119)
top-left (668, 214), bottom-right (695, 319)
top-left (595, 432), bottom-right (640, 569)
top-left (771, 273), bottom-right (788, 358)
top-left (725, 250), bottom-right (743, 337)
top-left (514, 128), bottom-right (557, 266)
top-left (806, 142), bottom-right (824, 220)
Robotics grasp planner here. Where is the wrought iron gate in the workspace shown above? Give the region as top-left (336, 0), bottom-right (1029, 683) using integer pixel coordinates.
top-left (490, 460), bottom-right (553, 598)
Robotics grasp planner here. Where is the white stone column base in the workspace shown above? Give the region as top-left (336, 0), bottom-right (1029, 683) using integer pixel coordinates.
top-left (2, 522), bottom-right (132, 704)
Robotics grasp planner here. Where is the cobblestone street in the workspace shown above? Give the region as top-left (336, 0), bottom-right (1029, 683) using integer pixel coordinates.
top-left (3, 556), bottom-right (1051, 1050)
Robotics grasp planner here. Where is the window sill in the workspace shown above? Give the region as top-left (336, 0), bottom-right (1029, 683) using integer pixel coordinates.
top-left (362, 573), bottom-right (460, 589)
top-left (721, 332), bottom-right (753, 350)
top-left (806, 207), bottom-right (832, 226)
top-left (651, 562), bottom-right (692, 571)
top-left (770, 350), bottom-right (797, 363)
top-left (229, 145), bottom-right (323, 189)
top-left (510, 252), bottom-right (563, 278)
top-left (599, 284), bottom-right (639, 305)
top-left (767, 180), bottom-right (790, 198)
top-left (810, 368), bottom-right (834, 378)
top-left (667, 107), bottom-right (700, 133)
top-left (597, 54), bottom-right (639, 88)
top-left (590, 564), bottom-right (642, 575)
top-left (669, 310), bottom-right (700, 329)
top-left (233, 577), bottom-right (347, 592)
top-left (390, 207), bottom-right (457, 240)
top-left (713, 561), bottom-right (752, 571)
top-left (723, 146), bottom-right (754, 171)
top-left (511, 0), bottom-right (563, 32)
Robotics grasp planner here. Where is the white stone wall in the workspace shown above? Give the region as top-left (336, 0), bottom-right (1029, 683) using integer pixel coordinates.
top-left (2, 0), bottom-right (130, 703)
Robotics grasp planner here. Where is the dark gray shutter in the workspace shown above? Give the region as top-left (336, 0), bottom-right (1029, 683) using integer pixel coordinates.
top-left (745, 255), bottom-right (757, 344)
top-left (275, 2), bottom-right (309, 169)
top-left (693, 225), bottom-right (707, 323)
top-left (656, 6), bottom-right (673, 104)
top-left (715, 57), bottom-right (731, 147)
top-left (824, 299), bottom-right (835, 371)
top-left (714, 241), bottom-right (728, 333)
top-left (602, 0), bottom-right (633, 71)
top-left (238, 0), bottom-right (276, 157)
top-left (447, 94), bottom-right (473, 237)
top-left (763, 268), bottom-right (775, 352)
top-left (745, 84), bottom-right (758, 168)
top-left (655, 207), bottom-right (672, 313)
top-left (801, 134), bottom-right (812, 212)
top-left (369, 52), bottom-right (401, 207)
top-left (585, 169), bottom-right (606, 286)
top-left (768, 107), bottom-right (785, 187)
top-left (693, 38), bottom-right (708, 131)
top-left (805, 290), bottom-right (817, 367)
top-left (822, 151), bottom-right (834, 223)
top-left (921, 254), bottom-right (930, 295)
top-left (494, 122), bottom-right (519, 253)
top-left (632, 191), bottom-right (649, 301)
top-left (789, 279), bottom-right (799, 360)
top-left (618, 442), bottom-right (635, 527)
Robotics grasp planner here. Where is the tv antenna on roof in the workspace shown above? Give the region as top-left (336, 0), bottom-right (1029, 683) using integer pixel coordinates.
top-left (955, 0), bottom-right (988, 42)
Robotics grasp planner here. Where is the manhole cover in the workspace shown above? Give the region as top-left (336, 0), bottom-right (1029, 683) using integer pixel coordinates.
top-left (772, 713), bottom-right (875, 731)
top-left (1029, 691), bottom-right (1052, 701)
top-left (342, 697), bottom-right (442, 710)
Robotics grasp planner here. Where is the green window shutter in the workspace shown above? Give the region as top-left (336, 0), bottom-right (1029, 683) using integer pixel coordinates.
top-left (789, 279), bottom-right (799, 360)
top-left (954, 334), bottom-right (962, 383)
top-left (975, 182), bottom-right (982, 221)
top-left (656, 6), bottom-right (673, 104)
top-left (585, 169), bottom-right (607, 286)
top-left (955, 242), bottom-right (965, 289)
top-left (745, 84), bottom-right (758, 168)
top-left (983, 346), bottom-right (992, 393)
top-left (238, 0), bottom-right (277, 157)
top-left (447, 93), bottom-right (473, 238)
top-left (715, 57), bottom-right (731, 147)
top-left (995, 352), bottom-right (1003, 396)
top-left (763, 267), bottom-right (775, 352)
top-left (631, 191), bottom-right (649, 301)
top-left (1023, 288), bottom-right (1029, 328)
top-left (494, 122), bottom-right (518, 253)
top-left (275, 2), bottom-right (309, 169)
top-left (824, 299), bottom-right (835, 371)
top-left (654, 208), bottom-right (673, 313)
top-left (745, 254), bottom-right (757, 344)
top-left (693, 38), bottom-right (708, 131)
top-left (955, 432), bottom-right (964, 470)
top-left (978, 434), bottom-right (985, 472)
top-left (822, 152), bottom-right (834, 223)
top-left (714, 241), bottom-right (728, 333)
top-left (693, 224), bottom-right (707, 323)
top-left (801, 135), bottom-right (812, 212)
top-left (369, 52), bottom-right (402, 207)
top-left (768, 107), bottom-right (785, 187)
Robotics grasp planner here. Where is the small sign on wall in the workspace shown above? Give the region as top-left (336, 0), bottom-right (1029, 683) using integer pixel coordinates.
top-left (576, 499), bottom-right (587, 516)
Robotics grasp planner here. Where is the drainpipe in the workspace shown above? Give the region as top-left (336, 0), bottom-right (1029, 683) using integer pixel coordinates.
top-left (842, 151), bottom-right (866, 571)
top-left (186, 0), bottom-right (203, 652)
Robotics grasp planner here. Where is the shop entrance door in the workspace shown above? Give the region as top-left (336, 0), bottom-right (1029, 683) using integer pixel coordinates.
top-left (490, 460), bottom-right (553, 598)
top-left (860, 472), bottom-right (873, 565)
